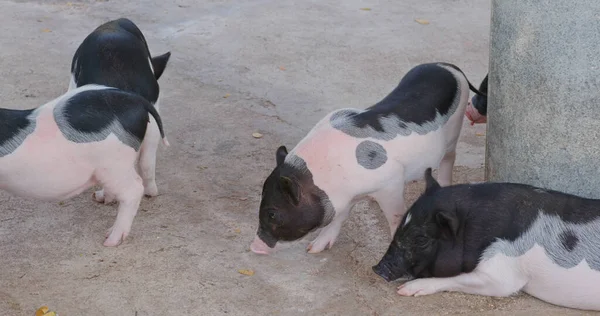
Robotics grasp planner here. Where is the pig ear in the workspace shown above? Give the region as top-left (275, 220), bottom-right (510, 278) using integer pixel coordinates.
top-left (276, 146), bottom-right (288, 166)
top-left (151, 52), bottom-right (171, 80)
top-left (435, 211), bottom-right (459, 240)
top-left (424, 168), bottom-right (441, 193)
top-left (280, 176), bottom-right (300, 205)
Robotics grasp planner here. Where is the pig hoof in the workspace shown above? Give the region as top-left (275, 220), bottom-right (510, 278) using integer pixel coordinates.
top-left (93, 190), bottom-right (116, 204)
top-left (104, 229), bottom-right (128, 247)
top-left (93, 191), bottom-right (105, 203)
top-left (144, 183), bottom-right (159, 197)
top-left (397, 279), bottom-right (439, 297)
top-left (103, 237), bottom-right (122, 247)
top-left (306, 239), bottom-right (334, 254)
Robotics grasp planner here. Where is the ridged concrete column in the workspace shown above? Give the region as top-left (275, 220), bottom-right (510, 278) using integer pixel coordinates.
top-left (486, 1), bottom-right (600, 198)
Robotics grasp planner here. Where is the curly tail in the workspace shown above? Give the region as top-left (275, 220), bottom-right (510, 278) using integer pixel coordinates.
top-left (144, 102), bottom-right (170, 147)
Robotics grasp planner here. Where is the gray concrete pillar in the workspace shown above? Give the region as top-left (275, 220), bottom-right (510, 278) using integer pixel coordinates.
top-left (486, 1), bottom-right (600, 198)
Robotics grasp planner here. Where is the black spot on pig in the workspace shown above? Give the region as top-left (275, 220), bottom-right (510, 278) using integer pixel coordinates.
top-left (356, 140), bottom-right (387, 169)
top-left (71, 18), bottom-right (171, 105)
top-left (560, 230), bottom-right (579, 252)
top-left (256, 146), bottom-right (334, 248)
top-left (470, 74), bottom-right (488, 115)
top-left (0, 108), bottom-right (36, 157)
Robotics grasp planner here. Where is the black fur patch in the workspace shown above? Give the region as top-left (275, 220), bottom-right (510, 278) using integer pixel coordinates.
top-left (0, 109), bottom-right (35, 146)
top-left (560, 230), bottom-right (579, 252)
top-left (71, 18), bottom-right (163, 104)
top-left (331, 63), bottom-right (459, 133)
top-left (0, 108), bottom-right (36, 157)
top-left (55, 88), bottom-right (154, 150)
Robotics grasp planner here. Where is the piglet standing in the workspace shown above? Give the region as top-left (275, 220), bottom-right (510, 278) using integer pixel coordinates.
top-left (0, 84), bottom-right (168, 246)
top-left (251, 62), bottom-right (486, 255)
top-left (465, 74), bottom-right (487, 125)
top-left (373, 169), bottom-right (600, 311)
top-left (69, 18), bottom-right (171, 199)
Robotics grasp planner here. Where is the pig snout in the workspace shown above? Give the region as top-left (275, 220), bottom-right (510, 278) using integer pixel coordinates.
top-left (373, 246), bottom-right (409, 282)
top-left (250, 235), bottom-right (274, 255)
top-left (372, 262), bottom-right (395, 282)
top-left (465, 101), bottom-right (487, 125)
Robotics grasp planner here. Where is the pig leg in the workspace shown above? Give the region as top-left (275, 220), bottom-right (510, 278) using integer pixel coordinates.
top-left (96, 168), bottom-right (144, 247)
top-left (437, 150), bottom-right (456, 187)
top-left (397, 255), bottom-right (527, 297)
top-left (370, 183), bottom-right (406, 237)
top-left (94, 121), bottom-right (159, 200)
top-left (138, 113), bottom-right (161, 197)
top-left (93, 189), bottom-right (116, 204)
top-left (307, 204), bottom-right (351, 254)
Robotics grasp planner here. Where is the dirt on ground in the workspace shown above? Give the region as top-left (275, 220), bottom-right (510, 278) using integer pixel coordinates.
top-left (1, 0), bottom-right (597, 315)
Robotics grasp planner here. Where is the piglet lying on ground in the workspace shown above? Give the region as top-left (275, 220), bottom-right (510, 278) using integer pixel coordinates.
top-left (465, 74), bottom-right (487, 125)
top-left (251, 62), bottom-right (485, 255)
top-left (0, 84), bottom-right (168, 246)
top-left (373, 169), bottom-right (600, 311)
top-left (69, 17), bottom-right (171, 199)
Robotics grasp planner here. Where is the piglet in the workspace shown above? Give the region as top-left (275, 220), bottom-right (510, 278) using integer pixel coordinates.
top-left (69, 17), bottom-right (171, 199)
top-left (0, 84), bottom-right (168, 246)
top-left (373, 168), bottom-right (600, 311)
top-left (251, 62), bottom-right (486, 255)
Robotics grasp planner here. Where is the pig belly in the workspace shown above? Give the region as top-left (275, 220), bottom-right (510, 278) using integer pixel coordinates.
top-left (522, 245), bottom-right (600, 311)
top-left (0, 150), bottom-right (97, 201)
top-left (0, 131), bottom-right (120, 202)
top-left (388, 129), bottom-right (446, 182)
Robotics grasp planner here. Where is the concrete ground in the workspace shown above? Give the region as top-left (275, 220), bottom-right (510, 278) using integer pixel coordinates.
top-left (0, 0), bottom-right (596, 315)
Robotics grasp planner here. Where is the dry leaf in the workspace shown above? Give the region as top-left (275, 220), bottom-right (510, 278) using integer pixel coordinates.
top-left (35, 307), bottom-right (49, 316)
top-left (58, 201), bottom-right (65, 206)
top-left (223, 93), bottom-right (230, 98)
top-left (41, 29), bottom-right (52, 33)
top-left (238, 269), bottom-right (255, 276)
top-left (279, 66), bottom-right (286, 71)
top-left (415, 19), bottom-right (430, 25)
top-left (476, 133), bottom-right (485, 136)
top-left (359, 8), bottom-right (371, 11)
top-left (234, 228), bottom-right (241, 234)
top-left (252, 132), bottom-right (263, 139)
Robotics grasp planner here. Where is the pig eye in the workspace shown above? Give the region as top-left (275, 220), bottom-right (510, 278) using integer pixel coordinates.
top-left (414, 236), bottom-right (429, 248)
top-left (268, 211), bottom-right (276, 220)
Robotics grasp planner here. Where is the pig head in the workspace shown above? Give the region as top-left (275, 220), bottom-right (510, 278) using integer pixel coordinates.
top-left (373, 168), bottom-right (465, 281)
top-left (250, 146), bottom-right (333, 255)
top-left (465, 74), bottom-right (488, 124)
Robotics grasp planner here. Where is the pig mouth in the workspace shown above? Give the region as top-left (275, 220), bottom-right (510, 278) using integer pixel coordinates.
top-left (250, 236), bottom-right (273, 255)
top-left (250, 230), bottom-right (278, 255)
top-left (372, 264), bottom-right (395, 282)
top-left (372, 263), bottom-right (414, 283)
